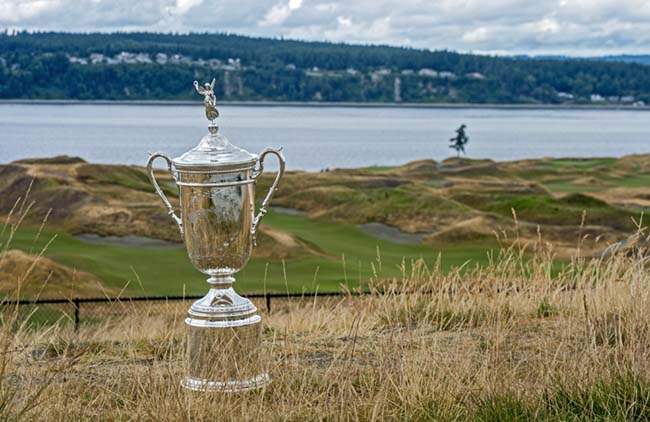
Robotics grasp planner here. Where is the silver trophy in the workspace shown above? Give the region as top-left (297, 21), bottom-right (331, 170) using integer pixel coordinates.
top-left (146, 79), bottom-right (285, 392)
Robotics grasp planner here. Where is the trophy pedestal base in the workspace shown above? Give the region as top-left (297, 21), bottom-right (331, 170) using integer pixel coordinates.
top-left (183, 287), bottom-right (269, 393)
top-left (182, 373), bottom-right (271, 393)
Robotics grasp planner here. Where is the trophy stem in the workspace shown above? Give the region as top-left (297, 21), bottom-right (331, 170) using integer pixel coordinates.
top-left (206, 275), bottom-right (235, 287)
top-left (183, 278), bottom-right (270, 392)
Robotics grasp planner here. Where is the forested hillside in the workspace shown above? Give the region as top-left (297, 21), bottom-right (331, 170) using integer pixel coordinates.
top-left (1, 31), bottom-right (650, 104)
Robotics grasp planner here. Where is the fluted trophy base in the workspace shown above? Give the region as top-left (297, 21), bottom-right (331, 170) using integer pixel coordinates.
top-left (183, 284), bottom-right (270, 392)
top-left (183, 373), bottom-right (271, 393)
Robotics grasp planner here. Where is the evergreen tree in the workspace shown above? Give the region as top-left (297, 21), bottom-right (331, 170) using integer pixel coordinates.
top-left (449, 124), bottom-right (469, 157)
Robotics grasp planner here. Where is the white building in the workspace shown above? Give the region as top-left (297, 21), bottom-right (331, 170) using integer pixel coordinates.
top-left (89, 53), bottom-right (106, 64)
top-left (155, 53), bottom-right (168, 64)
top-left (465, 72), bottom-right (485, 80)
top-left (371, 68), bottom-right (391, 82)
top-left (68, 56), bottom-right (88, 65)
top-left (418, 68), bottom-right (438, 77)
top-left (438, 71), bottom-right (456, 79)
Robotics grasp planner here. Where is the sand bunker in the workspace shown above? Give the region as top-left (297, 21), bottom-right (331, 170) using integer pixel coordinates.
top-left (75, 234), bottom-right (182, 249)
top-left (359, 222), bottom-right (428, 244)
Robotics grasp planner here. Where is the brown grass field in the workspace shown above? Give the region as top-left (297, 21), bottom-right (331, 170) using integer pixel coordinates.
top-left (3, 226), bottom-right (650, 421)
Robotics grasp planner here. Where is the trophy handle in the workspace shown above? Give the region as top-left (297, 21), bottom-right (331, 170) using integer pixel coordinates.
top-left (146, 152), bottom-right (183, 236)
top-left (251, 147), bottom-right (286, 246)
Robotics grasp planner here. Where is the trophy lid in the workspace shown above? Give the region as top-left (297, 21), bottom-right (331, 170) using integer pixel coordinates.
top-left (172, 79), bottom-right (257, 172)
top-left (172, 125), bottom-right (258, 171)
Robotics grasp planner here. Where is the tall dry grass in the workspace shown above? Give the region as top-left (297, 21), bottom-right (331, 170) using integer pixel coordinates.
top-left (2, 192), bottom-right (650, 420)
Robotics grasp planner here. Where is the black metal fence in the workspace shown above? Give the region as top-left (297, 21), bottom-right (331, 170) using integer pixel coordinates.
top-left (2, 291), bottom-right (363, 330)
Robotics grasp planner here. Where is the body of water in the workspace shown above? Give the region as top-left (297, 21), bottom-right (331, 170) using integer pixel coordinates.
top-left (1, 103), bottom-right (649, 170)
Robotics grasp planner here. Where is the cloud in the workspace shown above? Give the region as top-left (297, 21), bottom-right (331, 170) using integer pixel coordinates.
top-left (0, 0), bottom-right (62, 23)
top-left (462, 27), bottom-right (490, 43)
top-left (1, 0), bottom-right (650, 55)
top-left (173, 0), bottom-right (203, 15)
top-left (261, 0), bottom-right (303, 26)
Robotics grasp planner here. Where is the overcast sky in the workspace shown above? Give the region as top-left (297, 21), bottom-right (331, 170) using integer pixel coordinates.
top-left (2, 0), bottom-right (650, 56)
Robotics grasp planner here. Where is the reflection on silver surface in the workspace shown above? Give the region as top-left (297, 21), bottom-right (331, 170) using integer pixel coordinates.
top-left (180, 169), bottom-right (253, 276)
top-left (184, 287), bottom-right (267, 392)
top-left (146, 86), bottom-right (285, 392)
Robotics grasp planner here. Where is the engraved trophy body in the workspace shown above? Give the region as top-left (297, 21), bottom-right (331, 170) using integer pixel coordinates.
top-left (146, 80), bottom-right (284, 392)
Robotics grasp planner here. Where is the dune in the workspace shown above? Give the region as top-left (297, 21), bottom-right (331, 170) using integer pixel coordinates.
top-left (0, 249), bottom-right (112, 298)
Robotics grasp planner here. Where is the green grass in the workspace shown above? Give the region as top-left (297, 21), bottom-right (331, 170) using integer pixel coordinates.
top-left (364, 165), bottom-right (396, 172)
top-left (544, 173), bottom-right (650, 193)
top-left (607, 173), bottom-right (650, 188)
top-left (2, 211), bottom-right (497, 297)
top-left (464, 193), bottom-right (636, 230)
top-left (541, 158), bottom-right (617, 169)
top-left (470, 373), bottom-right (650, 421)
top-left (543, 180), bottom-right (609, 193)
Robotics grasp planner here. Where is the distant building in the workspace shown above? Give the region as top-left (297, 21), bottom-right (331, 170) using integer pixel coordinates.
top-left (620, 95), bottom-right (635, 104)
top-left (401, 69), bottom-right (414, 75)
top-left (76, 51), bottom-right (240, 69)
top-left (418, 68), bottom-right (438, 77)
top-left (89, 53), bottom-right (106, 64)
top-left (346, 68), bottom-right (358, 75)
top-left (226, 58), bottom-right (241, 69)
top-left (68, 56), bottom-right (88, 65)
top-left (170, 54), bottom-right (192, 65)
top-left (438, 71), bottom-right (456, 79)
top-left (136, 53), bottom-right (152, 64)
top-left (113, 52), bottom-right (152, 64)
top-left (115, 52), bottom-right (136, 63)
top-left (371, 68), bottom-right (391, 82)
top-left (155, 53), bottom-right (168, 64)
top-left (465, 72), bottom-right (485, 80)
top-left (207, 58), bottom-right (222, 69)
top-left (285, 63), bottom-right (296, 70)
top-left (558, 92), bottom-right (574, 100)
top-left (590, 94), bottom-right (606, 102)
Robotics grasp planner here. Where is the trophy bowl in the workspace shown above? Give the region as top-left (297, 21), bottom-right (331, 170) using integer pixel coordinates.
top-left (146, 80), bottom-right (285, 392)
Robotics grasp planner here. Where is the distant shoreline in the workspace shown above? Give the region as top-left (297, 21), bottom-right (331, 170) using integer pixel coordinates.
top-left (1, 99), bottom-right (649, 111)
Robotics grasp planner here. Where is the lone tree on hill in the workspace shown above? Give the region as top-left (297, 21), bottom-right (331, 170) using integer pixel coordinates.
top-left (449, 124), bottom-right (469, 157)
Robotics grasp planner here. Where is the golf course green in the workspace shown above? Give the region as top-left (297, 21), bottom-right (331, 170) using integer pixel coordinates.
top-left (2, 210), bottom-right (497, 297)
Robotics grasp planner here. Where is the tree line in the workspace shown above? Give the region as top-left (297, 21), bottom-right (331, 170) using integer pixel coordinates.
top-left (1, 31), bottom-right (650, 104)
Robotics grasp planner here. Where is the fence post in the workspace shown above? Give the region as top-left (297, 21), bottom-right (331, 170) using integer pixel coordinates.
top-left (73, 298), bottom-right (80, 331)
top-left (265, 294), bottom-right (271, 314)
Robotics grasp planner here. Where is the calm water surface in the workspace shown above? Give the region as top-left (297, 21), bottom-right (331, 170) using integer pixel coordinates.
top-left (1, 103), bottom-right (649, 170)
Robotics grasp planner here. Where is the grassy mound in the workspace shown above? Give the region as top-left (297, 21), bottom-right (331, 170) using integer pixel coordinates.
top-left (0, 249), bottom-right (110, 298)
top-left (75, 163), bottom-right (156, 193)
top-left (13, 155), bottom-right (86, 165)
top-left (453, 192), bottom-right (636, 230)
top-left (273, 183), bottom-right (475, 233)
